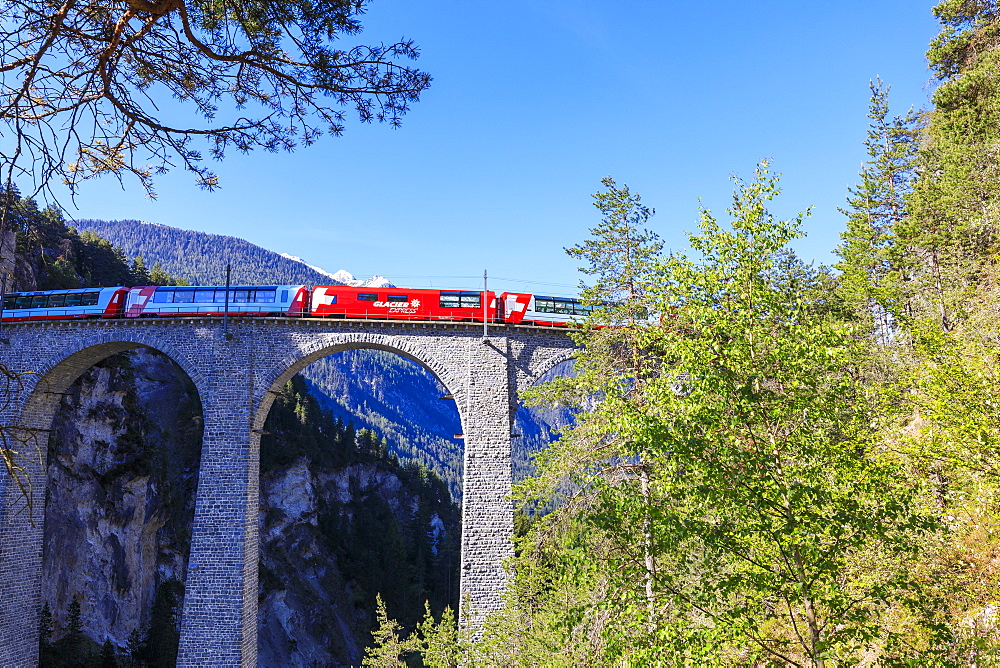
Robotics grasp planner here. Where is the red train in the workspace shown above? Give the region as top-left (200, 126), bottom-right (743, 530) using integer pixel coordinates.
top-left (1, 285), bottom-right (597, 327)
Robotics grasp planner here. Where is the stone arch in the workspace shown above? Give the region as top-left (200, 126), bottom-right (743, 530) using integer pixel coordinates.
top-left (252, 332), bottom-right (466, 433)
top-left (0, 331), bottom-right (206, 666)
top-left (251, 330), bottom-right (472, 665)
top-left (17, 333), bottom-right (204, 435)
top-left (519, 348), bottom-right (577, 394)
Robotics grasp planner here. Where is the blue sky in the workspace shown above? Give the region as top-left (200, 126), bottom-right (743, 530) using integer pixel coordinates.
top-left (59, 1), bottom-right (939, 296)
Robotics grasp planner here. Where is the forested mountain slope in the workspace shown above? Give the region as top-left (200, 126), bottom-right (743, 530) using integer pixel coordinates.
top-left (0, 191), bottom-right (177, 292)
top-left (301, 353), bottom-right (570, 501)
top-left (71, 218), bottom-right (388, 286)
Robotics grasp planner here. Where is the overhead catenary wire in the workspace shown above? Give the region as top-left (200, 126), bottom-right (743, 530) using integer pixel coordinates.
top-left (336, 273), bottom-right (585, 299)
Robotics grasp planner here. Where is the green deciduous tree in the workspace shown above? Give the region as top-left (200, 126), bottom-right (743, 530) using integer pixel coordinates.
top-left (503, 163), bottom-right (941, 666)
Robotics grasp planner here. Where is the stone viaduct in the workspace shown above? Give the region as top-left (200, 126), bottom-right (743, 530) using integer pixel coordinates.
top-left (0, 316), bottom-right (575, 666)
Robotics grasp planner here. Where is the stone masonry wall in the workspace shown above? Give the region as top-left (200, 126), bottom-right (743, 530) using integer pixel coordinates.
top-left (0, 317), bottom-right (574, 667)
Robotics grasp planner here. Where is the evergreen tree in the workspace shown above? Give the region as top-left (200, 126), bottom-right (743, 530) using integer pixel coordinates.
top-left (412, 603), bottom-right (460, 668)
top-left (148, 262), bottom-right (172, 287)
top-left (566, 176), bottom-right (662, 324)
top-left (904, 0), bottom-right (1000, 330)
top-left (836, 79), bottom-right (921, 341)
top-left (862, 7), bottom-right (1000, 655)
top-left (557, 176), bottom-right (665, 626)
top-left (63, 595), bottom-right (88, 665)
top-left (142, 580), bottom-right (182, 667)
top-left (363, 595), bottom-right (415, 667)
top-left (38, 602), bottom-right (55, 666)
top-left (99, 639), bottom-right (117, 668)
top-left (125, 628), bottom-right (145, 666)
top-left (130, 255), bottom-right (151, 286)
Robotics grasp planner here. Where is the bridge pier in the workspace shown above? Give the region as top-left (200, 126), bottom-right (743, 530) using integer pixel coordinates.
top-left (177, 335), bottom-right (260, 667)
top-left (457, 336), bottom-right (515, 625)
top-left (0, 348), bottom-right (92, 667)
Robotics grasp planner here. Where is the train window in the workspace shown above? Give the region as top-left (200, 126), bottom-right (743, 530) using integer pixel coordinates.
top-left (534, 296), bottom-right (592, 316)
top-left (280, 290), bottom-right (288, 303)
top-left (14, 295), bottom-right (32, 309)
top-left (214, 290), bottom-right (227, 302)
top-left (65, 293), bottom-right (83, 307)
top-left (3, 296), bottom-right (14, 310)
top-left (440, 291), bottom-right (481, 309)
top-left (232, 289), bottom-right (248, 302)
top-left (358, 293), bottom-right (377, 301)
top-left (194, 289), bottom-right (216, 303)
top-left (387, 294), bottom-right (408, 303)
top-left (49, 294), bottom-right (67, 308)
top-left (534, 298), bottom-right (555, 313)
top-left (29, 295), bottom-right (48, 308)
top-left (152, 289), bottom-right (174, 303)
top-left (81, 293), bottom-right (99, 307)
top-left (173, 290), bottom-right (194, 303)
top-left (326, 294), bottom-right (338, 304)
top-left (255, 290), bottom-right (276, 303)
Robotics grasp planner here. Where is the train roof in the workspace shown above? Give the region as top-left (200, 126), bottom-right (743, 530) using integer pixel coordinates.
top-left (158, 285), bottom-right (294, 290)
top-left (532, 295), bottom-right (585, 302)
top-left (6, 287), bottom-right (122, 296)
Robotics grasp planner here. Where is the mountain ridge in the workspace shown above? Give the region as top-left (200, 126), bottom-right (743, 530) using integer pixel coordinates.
top-left (72, 218), bottom-right (389, 287)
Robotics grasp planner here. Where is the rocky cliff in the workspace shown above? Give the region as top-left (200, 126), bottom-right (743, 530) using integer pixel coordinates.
top-left (42, 349), bottom-right (201, 656)
top-left (40, 351), bottom-right (459, 666)
top-left (258, 459), bottom-right (458, 666)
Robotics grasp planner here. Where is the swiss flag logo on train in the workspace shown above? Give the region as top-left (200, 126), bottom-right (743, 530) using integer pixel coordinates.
top-left (125, 286), bottom-right (157, 317)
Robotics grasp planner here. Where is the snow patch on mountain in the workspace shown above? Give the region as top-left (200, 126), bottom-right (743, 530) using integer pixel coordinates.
top-left (279, 254), bottom-right (394, 287)
top-left (360, 275), bottom-right (395, 288)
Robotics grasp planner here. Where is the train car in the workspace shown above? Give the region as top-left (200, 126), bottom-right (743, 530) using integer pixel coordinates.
top-left (0, 283), bottom-right (600, 327)
top-left (500, 292), bottom-right (597, 327)
top-left (1, 287), bottom-right (129, 321)
top-left (125, 285), bottom-right (309, 317)
top-left (310, 285), bottom-right (501, 322)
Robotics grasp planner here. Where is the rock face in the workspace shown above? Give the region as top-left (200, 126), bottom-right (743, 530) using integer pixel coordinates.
top-left (257, 462), bottom-right (411, 666)
top-left (42, 349), bottom-right (202, 650)
top-left (39, 351), bottom-right (460, 665)
top-left (257, 378), bottom-right (461, 667)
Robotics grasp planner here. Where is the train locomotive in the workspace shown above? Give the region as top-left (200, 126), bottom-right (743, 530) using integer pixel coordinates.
top-left (1, 284), bottom-right (597, 327)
